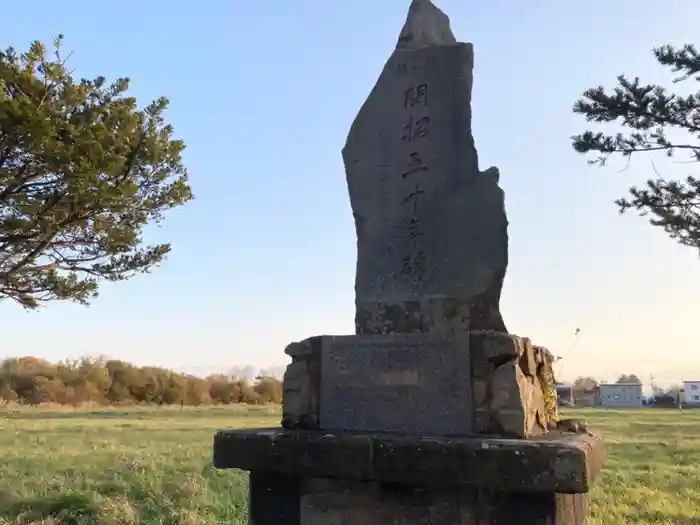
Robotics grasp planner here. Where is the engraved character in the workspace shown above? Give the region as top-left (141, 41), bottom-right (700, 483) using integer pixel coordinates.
top-left (402, 152), bottom-right (429, 178)
top-left (404, 83), bottom-right (429, 108)
top-left (414, 116), bottom-right (430, 139)
top-left (407, 217), bottom-right (422, 240)
top-left (401, 116), bottom-right (431, 143)
top-left (402, 185), bottom-right (425, 212)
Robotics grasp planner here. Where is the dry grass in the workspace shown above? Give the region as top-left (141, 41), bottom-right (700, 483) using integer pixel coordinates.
top-left (0, 405), bottom-right (696, 524)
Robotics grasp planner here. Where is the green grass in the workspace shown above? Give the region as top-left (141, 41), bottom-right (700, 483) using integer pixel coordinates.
top-left (577, 408), bottom-right (700, 525)
top-left (0, 406), bottom-right (698, 524)
top-left (0, 405), bottom-right (277, 525)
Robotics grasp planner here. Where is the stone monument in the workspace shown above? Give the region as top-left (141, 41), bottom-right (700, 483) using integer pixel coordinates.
top-left (213, 1), bottom-right (604, 523)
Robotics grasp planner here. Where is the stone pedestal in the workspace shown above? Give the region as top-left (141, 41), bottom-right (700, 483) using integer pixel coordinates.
top-left (214, 428), bottom-right (603, 524)
top-left (213, 329), bottom-right (605, 524)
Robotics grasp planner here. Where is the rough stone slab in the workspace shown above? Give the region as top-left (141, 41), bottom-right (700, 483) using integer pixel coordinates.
top-left (282, 337), bottom-right (322, 430)
top-left (213, 429), bottom-right (373, 480)
top-left (319, 333), bottom-right (473, 435)
top-left (213, 428), bottom-right (604, 494)
top-left (343, 0), bottom-right (508, 334)
top-left (469, 331), bottom-right (556, 437)
top-left (397, 0), bottom-right (457, 50)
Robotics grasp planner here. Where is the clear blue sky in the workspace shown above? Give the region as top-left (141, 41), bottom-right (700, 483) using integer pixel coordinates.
top-left (1, 1), bottom-right (698, 387)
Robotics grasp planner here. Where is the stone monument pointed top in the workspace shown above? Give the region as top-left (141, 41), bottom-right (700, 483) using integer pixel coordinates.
top-left (396, 0), bottom-right (457, 50)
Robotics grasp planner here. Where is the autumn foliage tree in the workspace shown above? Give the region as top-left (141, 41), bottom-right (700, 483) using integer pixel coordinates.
top-left (0, 356), bottom-right (283, 406)
top-left (572, 44), bottom-right (700, 252)
top-left (572, 376), bottom-right (598, 394)
top-left (0, 35), bottom-right (192, 308)
top-left (616, 374), bottom-right (642, 384)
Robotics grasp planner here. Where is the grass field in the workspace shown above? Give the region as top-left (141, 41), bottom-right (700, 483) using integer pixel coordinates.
top-left (0, 406), bottom-right (697, 525)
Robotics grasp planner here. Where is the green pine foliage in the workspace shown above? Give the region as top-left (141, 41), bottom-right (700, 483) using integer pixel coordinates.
top-left (0, 35), bottom-right (193, 308)
top-left (572, 44), bottom-right (700, 251)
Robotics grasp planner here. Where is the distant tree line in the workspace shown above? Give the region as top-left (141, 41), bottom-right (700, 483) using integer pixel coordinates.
top-left (570, 374), bottom-right (681, 398)
top-left (0, 357), bottom-right (283, 406)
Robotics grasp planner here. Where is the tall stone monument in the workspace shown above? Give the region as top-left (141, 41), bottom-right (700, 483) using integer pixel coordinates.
top-left (213, 1), bottom-right (604, 523)
top-left (345, 0), bottom-right (507, 337)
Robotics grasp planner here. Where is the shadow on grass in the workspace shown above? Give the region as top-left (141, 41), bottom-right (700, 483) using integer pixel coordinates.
top-left (2, 492), bottom-right (98, 525)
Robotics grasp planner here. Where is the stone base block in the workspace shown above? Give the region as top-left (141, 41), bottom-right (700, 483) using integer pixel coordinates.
top-left (301, 481), bottom-right (588, 525)
top-left (216, 429), bottom-right (602, 525)
top-left (214, 427), bottom-right (604, 493)
top-left (282, 331), bottom-right (558, 438)
top-left (244, 472), bottom-right (589, 525)
top-left (283, 333), bottom-right (474, 436)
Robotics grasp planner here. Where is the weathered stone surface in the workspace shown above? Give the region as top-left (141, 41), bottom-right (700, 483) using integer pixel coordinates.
top-left (244, 471), bottom-right (589, 525)
top-left (480, 492), bottom-right (589, 525)
top-left (302, 485), bottom-right (588, 525)
top-left (300, 480), bottom-right (588, 525)
top-left (281, 337), bottom-right (322, 430)
top-left (343, 0), bottom-right (508, 335)
top-left (491, 358), bottom-right (547, 437)
top-left (214, 429), bottom-right (374, 480)
top-left (470, 331), bottom-right (556, 437)
top-left (520, 337), bottom-right (538, 376)
top-left (397, 0), bottom-right (457, 50)
top-left (535, 344), bottom-right (559, 424)
top-left (301, 484), bottom-right (476, 524)
top-left (557, 418), bottom-right (589, 434)
top-left (280, 330), bottom-right (557, 438)
top-left (248, 471), bottom-right (301, 525)
top-left (213, 428), bottom-right (605, 494)
top-left (319, 333), bottom-right (473, 435)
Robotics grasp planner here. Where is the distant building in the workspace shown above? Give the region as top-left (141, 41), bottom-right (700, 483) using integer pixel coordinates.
top-left (598, 383), bottom-right (643, 408)
top-left (555, 383), bottom-right (573, 406)
top-left (683, 381), bottom-right (700, 406)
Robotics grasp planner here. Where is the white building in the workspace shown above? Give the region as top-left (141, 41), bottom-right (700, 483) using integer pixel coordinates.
top-left (683, 381), bottom-right (700, 405)
top-left (597, 383), bottom-right (643, 408)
